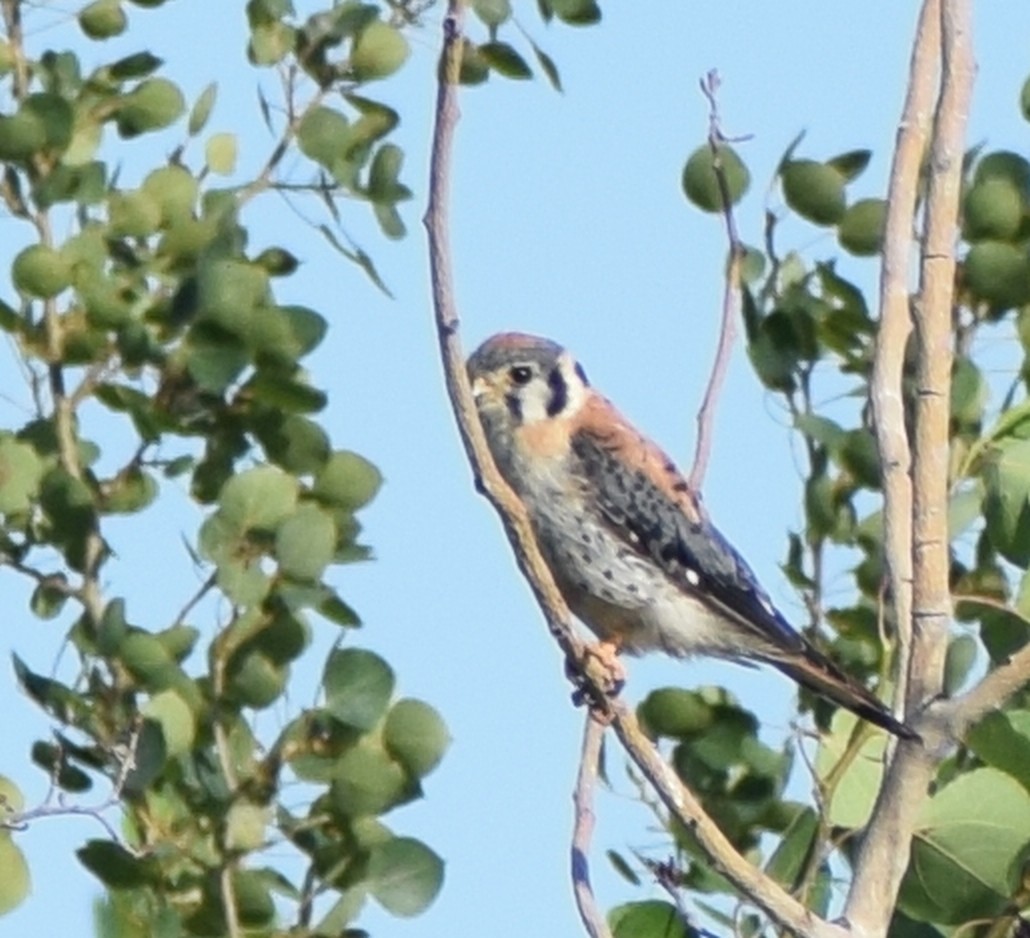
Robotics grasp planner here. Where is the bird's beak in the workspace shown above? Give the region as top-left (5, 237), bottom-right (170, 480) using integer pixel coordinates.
top-left (470, 375), bottom-right (492, 402)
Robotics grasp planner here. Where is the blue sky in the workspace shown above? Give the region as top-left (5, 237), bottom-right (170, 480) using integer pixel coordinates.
top-left (3, 3), bottom-right (1030, 936)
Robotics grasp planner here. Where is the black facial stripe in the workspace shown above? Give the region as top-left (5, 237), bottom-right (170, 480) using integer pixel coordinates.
top-left (505, 392), bottom-right (523, 423)
top-left (574, 361), bottom-right (589, 386)
top-left (546, 366), bottom-right (568, 417)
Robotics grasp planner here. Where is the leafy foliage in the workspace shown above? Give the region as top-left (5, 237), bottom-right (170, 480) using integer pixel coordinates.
top-left (0, 1), bottom-right (454, 933)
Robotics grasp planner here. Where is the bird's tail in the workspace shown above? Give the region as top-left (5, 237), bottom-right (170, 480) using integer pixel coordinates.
top-left (768, 645), bottom-right (920, 741)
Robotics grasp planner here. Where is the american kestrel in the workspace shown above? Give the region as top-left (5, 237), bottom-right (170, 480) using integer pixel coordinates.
top-left (467, 332), bottom-right (916, 740)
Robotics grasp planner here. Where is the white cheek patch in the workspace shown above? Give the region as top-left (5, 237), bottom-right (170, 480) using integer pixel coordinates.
top-left (557, 352), bottom-right (589, 415)
top-left (518, 381), bottom-right (555, 424)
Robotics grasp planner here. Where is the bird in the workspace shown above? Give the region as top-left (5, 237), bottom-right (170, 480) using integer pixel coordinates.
top-left (466, 331), bottom-right (917, 741)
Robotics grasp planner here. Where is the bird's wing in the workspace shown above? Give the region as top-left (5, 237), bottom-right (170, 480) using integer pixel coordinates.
top-left (569, 395), bottom-right (805, 654)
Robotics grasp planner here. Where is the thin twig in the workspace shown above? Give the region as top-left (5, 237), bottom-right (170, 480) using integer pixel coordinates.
top-left (423, 8), bottom-right (849, 938)
top-left (689, 70), bottom-right (746, 493)
top-left (571, 715), bottom-right (611, 938)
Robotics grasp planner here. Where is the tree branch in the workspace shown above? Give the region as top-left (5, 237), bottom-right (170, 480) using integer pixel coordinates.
top-left (940, 642), bottom-right (1030, 735)
top-left (688, 70), bottom-right (746, 493)
top-left (845, 3), bottom-right (974, 936)
top-left (571, 714), bottom-right (611, 938)
top-left (423, 11), bottom-right (847, 937)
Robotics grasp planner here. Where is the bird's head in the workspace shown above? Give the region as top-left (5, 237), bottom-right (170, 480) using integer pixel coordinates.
top-left (466, 332), bottom-right (591, 430)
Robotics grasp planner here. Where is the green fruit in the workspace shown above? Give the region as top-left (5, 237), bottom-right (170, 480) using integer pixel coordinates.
top-left (781, 159), bottom-right (847, 226)
top-left (838, 198), bottom-right (888, 256)
top-left (12, 244), bottom-right (72, 298)
top-left (963, 178), bottom-right (1025, 241)
top-left (975, 150), bottom-right (1030, 192)
top-left (964, 241), bottom-right (1030, 311)
top-left (681, 144), bottom-right (750, 213)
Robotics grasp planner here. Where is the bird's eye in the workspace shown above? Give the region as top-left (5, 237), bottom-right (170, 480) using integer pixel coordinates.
top-left (509, 365), bottom-right (534, 386)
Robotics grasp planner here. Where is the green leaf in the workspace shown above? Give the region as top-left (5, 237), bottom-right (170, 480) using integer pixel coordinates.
top-left (119, 631), bottom-right (180, 691)
top-left (313, 451), bottom-right (382, 510)
top-left (609, 900), bottom-right (690, 938)
top-left (205, 132), bottom-right (237, 175)
top-left (383, 699), bottom-right (450, 778)
top-left (298, 105), bottom-right (349, 168)
top-left (765, 807), bottom-right (817, 888)
top-left (899, 768), bottom-right (1030, 924)
top-left (77, 840), bottom-right (155, 889)
top-left (116, 77), bottom-right (186, 137)
top-left (331, 743), bottom-right (408, 816)
top-left (968, 711), bottom-right (1030, 792)
top-left (366, 837), bottom-right (444, 917)
top-left (0, 775), bottom-right (25, 817)
top-left (109, 51), bottom-right (163, 80)
top-left (479, 42), bottom-right (532, 79)
top-left (188, 82), bottom-right (217, 135)
top-left (638, 687), bottom-right (713, 738)
top-left (781, 159), bottom-right (847, 226)
top-left (838, 198), bottom-right (887, 256)
top-left (252, 412), bottom-right (330, 474)
top-left (324, 647), bottom-right (394, 730)
top-left (983, 438), bottom-right (1030, 566)
top-left (472, 0), bottom-right (511, 26)
top-left (963, 178), bottom-right (1024, 242)
top-left (964, 241), bottom-right (1030, 311)
top-left (351, 21), bottom-right (409, 80)
top-left (814, 709), bottom-right (887, 828)
top-left (197, 257), bottom-right (269, 334)
top-left (943, 634), bottom-right (978, 696)
top-left (225, 803), bottom-right (270, 852)
top-left (275, 503), bottom-right (337, 581)
top-left (219, 465), bottom-right (299, 533)
top-left (550, 0), bottom-right (601, 25)
top-left (12, 244), bottom-right (71, 298)
top-left (826, 148), bottom-right (871, 182)
top-left (226, 649), bottom-right (287, 708)
top-left (682, 143), bottom-right (751, 213)
top-left (142, 690), bottom-right (196, 757)
top-left (0, 435), bottom-right (44, 513)
top-left (0, 837), bottom-right (30, 915)
top-left (79, 0), bottom-right (127, 39)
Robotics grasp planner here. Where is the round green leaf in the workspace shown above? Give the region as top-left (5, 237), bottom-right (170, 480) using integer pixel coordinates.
top-left (79, 0), bottom-right (127, 39)
top-left (275, 503), bottom-right (337, 581)
top-left (226, 650), bottom-right (287, 709)
top-left (219, 465), bottom-right (298, 532)
top-left (197, 258), bottom-right (269, 334)
top-left (366, 837), bottom-right (444, 917)
top-left (478, 41), bottom-right (531, 80)
top-left (984, 439), bottom-right (1030, 566)
top-left (0, 837), bottom-right (30, 915)
top-left (471, 0), bottom-right (511, 26)
top-left (900, 768), bottom-right (1030, 924)
top-left (963, 179), bottom-right (1025, 242)
top-left (682, 143), bottom-right (750, 212)
top-left (332, 743), bottom-right (407, 817)
top-left (205, 132), bottom-right (237, 175)
top-left (838, 197), bottom-right (887, 256)
top-left (964, 241), bottom-right (1030, 311)
top-left (12, 244), bottom-right (71, 298)
top-left (119, 631), bottom-right (179, 690)
top-left (225, 803), bottom-right (270, 851)
top-left (313, 451), bottom-right (382, 511)
top-left (234, 869), bottom-right (275, 926)
top-left (324, 647), bottom-right (394, 730)
top-left (383, 698), bottom-right (450, 778)
top-left (254, 413), bottom-right (330, 474)
top-left (0, 774), bottom-right (25, 817)
top-left (351, 22), bottom-right (410, 80)
top-left (116, 77), bottom-right (186, 137)
top-left (298, 106), bottom-right (350, 169)
top-left (0, 436), bottom-right (44, 513)
top-left (782, 159), bottom-right (847, 225)
top-left (975, 150), bottom-right (1030, 191)
top-left (141, 164), bottom-right (198, 221)
top-left (24, 94), bottom-right (73, 151)
top-left (107, 189), bottom-right (162, 237)
top-left (77, 839), bottom-right (153, 889)
top-left (609, 900), bottom-right (690, 938)
top-left (639, 687), bottom-right (714, 738)
top-left (968, 710), bottom-right (1030, 789)
top-left (0, 112), bottom-right (47, 161)
top-left (142, 689), bottom-right (195, 756)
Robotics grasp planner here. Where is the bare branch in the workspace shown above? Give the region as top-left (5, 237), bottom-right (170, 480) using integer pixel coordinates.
top-left (940, 642), bottom-right (1030, 735)
top-left (571, 715), bottom-right (611, 938)
top-left (689, 70), bottom-right (746, 493)
top-left (845, 3), bottom-right (974, 935)
top-left (423, 9), bottom-right (846, 938)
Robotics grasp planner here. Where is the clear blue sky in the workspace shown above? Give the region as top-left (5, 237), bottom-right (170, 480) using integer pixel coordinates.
top-left (3, 3), bottom-right (1030, 936)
